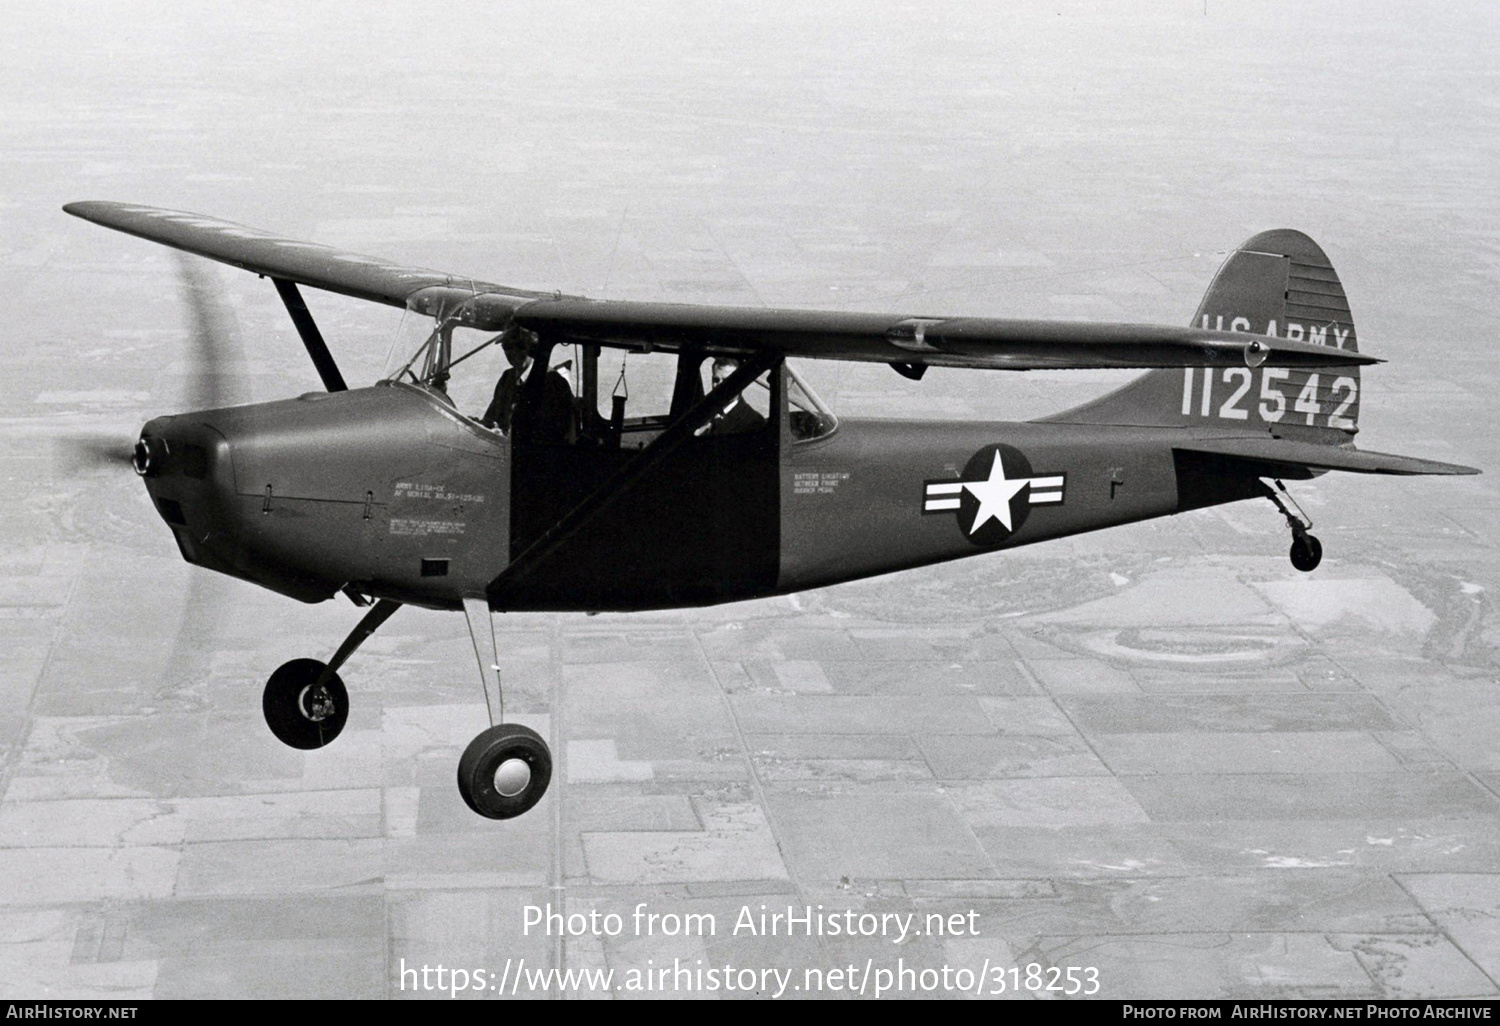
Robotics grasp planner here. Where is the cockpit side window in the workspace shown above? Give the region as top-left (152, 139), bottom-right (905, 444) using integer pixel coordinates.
top-left (382, 308), bottom-right (808, 446)
top-left (691, 355), bottom-right (772, 438)
top-left (785, 362), bottom-right (836, 441)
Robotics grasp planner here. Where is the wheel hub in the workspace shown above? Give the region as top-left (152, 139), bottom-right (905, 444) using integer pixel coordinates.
top-left (494, 758), bottom-right (532, 797)
top-left (299, 683), bottom-right (336, 723)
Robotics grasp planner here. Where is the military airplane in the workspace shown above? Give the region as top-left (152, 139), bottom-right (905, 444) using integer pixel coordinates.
top-left (63, 201), bottom-right (1477, 819)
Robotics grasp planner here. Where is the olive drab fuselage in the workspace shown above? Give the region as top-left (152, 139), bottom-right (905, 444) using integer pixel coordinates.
top-left (136, 371), bottom-right (1263, 614)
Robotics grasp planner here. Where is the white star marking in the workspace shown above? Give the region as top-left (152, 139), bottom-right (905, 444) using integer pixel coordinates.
top-left (962, 451), bottom-right (1029, 534)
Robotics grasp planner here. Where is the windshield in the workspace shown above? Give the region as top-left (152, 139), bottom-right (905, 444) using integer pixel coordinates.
top-left (786, 361), bottom-right (836, 441)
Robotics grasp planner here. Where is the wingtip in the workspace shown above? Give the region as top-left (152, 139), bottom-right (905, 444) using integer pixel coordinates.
top-left (1400, 457), bottom-right (1480, 476)
top-left (62, 201), bottom-right (108, 221)
top-left (63, 200), bottom-right (139, 221)
top-left (1417, 460), bottom-right (1480, 476)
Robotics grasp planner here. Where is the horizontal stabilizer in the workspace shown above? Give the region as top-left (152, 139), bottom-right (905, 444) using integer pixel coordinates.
top-left (1177, 437), bottom-right (1479, 476)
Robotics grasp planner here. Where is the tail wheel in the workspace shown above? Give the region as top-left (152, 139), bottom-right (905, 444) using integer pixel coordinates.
top-left (1290, 533), bottom-right (1323, 573)
top-left (458, 723), bottom-right (552, 819)
top-left (263, 658), bottom-right (348, 750)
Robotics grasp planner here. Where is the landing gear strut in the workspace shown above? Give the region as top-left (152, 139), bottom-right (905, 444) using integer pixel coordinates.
top-left (260, 594), bottom-right (553, 819)
top-left (1263, 478), bottom-right (1322, 572)
top-left (456, 596), bottom-right (552, 819)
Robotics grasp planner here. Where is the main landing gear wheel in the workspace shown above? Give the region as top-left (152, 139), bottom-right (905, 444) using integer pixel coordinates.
top-left (263, 658), bottom-right (348, 750)
top-left (1290, 532), bottom-right (1323, 573)
top-left (457, 723), bottom-right (552, 820)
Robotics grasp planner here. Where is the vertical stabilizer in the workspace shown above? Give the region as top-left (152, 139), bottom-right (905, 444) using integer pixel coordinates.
top-left (1044, 230), bottom-right (1361, 443)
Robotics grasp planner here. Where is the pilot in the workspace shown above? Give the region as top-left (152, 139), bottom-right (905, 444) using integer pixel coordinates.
top-left (697, 356), bottom-right (767, 436)
top-left (480, 329), bottom-right (577, 442)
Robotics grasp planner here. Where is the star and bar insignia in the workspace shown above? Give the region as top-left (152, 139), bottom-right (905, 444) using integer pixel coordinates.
top-left (923, 443), bottom-right (1066, 545)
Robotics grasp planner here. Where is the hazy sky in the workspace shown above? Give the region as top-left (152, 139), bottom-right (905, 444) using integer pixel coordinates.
top-left (5, 1), bottom-right (1495, 446)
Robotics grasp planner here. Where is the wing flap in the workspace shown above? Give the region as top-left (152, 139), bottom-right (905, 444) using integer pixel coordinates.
top-left (1177, 436), bottom-right (1479, 476)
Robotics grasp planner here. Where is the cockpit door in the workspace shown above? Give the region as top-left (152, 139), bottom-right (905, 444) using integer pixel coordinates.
top-left (504, 346), bottom-right (781, 610)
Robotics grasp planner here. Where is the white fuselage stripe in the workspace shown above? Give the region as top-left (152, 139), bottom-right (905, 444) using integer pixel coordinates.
top-left (925, 482), bottom-right (963, 495)
top-left (924, 498), bottom-right (961, 511)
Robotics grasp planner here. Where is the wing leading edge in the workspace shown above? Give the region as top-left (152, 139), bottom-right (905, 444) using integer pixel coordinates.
top-left (65, 201), bottom-right (1379, 373)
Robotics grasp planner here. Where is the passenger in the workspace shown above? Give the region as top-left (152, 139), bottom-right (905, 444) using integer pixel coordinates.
top-left (480, 329), bottom-right (577, 442)
top-left (697, 356), bottom-right (767, 436)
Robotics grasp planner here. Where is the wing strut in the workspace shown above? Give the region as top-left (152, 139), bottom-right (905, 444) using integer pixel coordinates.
top-left (272, 277), bottom-right (348, 392)
top-left (487, 349), bottom-right (781, 605)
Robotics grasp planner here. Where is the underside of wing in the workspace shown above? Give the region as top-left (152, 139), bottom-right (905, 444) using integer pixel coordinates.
top-left (67, 201), bottom-right (1379, 372)
top-left (508, 299), bottom-right (1379, 372)
top-left (1177, 436), bottom-right (1479, 476)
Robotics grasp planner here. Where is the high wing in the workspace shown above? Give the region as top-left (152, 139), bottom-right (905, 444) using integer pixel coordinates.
top-left (505, 299), bottom-right (1375, 371)
top-left (65, 201), bottom-right (1378, 373)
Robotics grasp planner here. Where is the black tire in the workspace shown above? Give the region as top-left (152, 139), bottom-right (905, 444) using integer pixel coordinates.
top-left (457, 723), bottom-right (552, 819)
top-left (1290, 533), bottom-right (1323, 573)
top-left (263, 658), bottom-right (348, 750)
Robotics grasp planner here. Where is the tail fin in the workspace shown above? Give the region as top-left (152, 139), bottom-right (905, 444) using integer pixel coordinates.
top-left (1046, 229), bottom-right (1360, 442)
